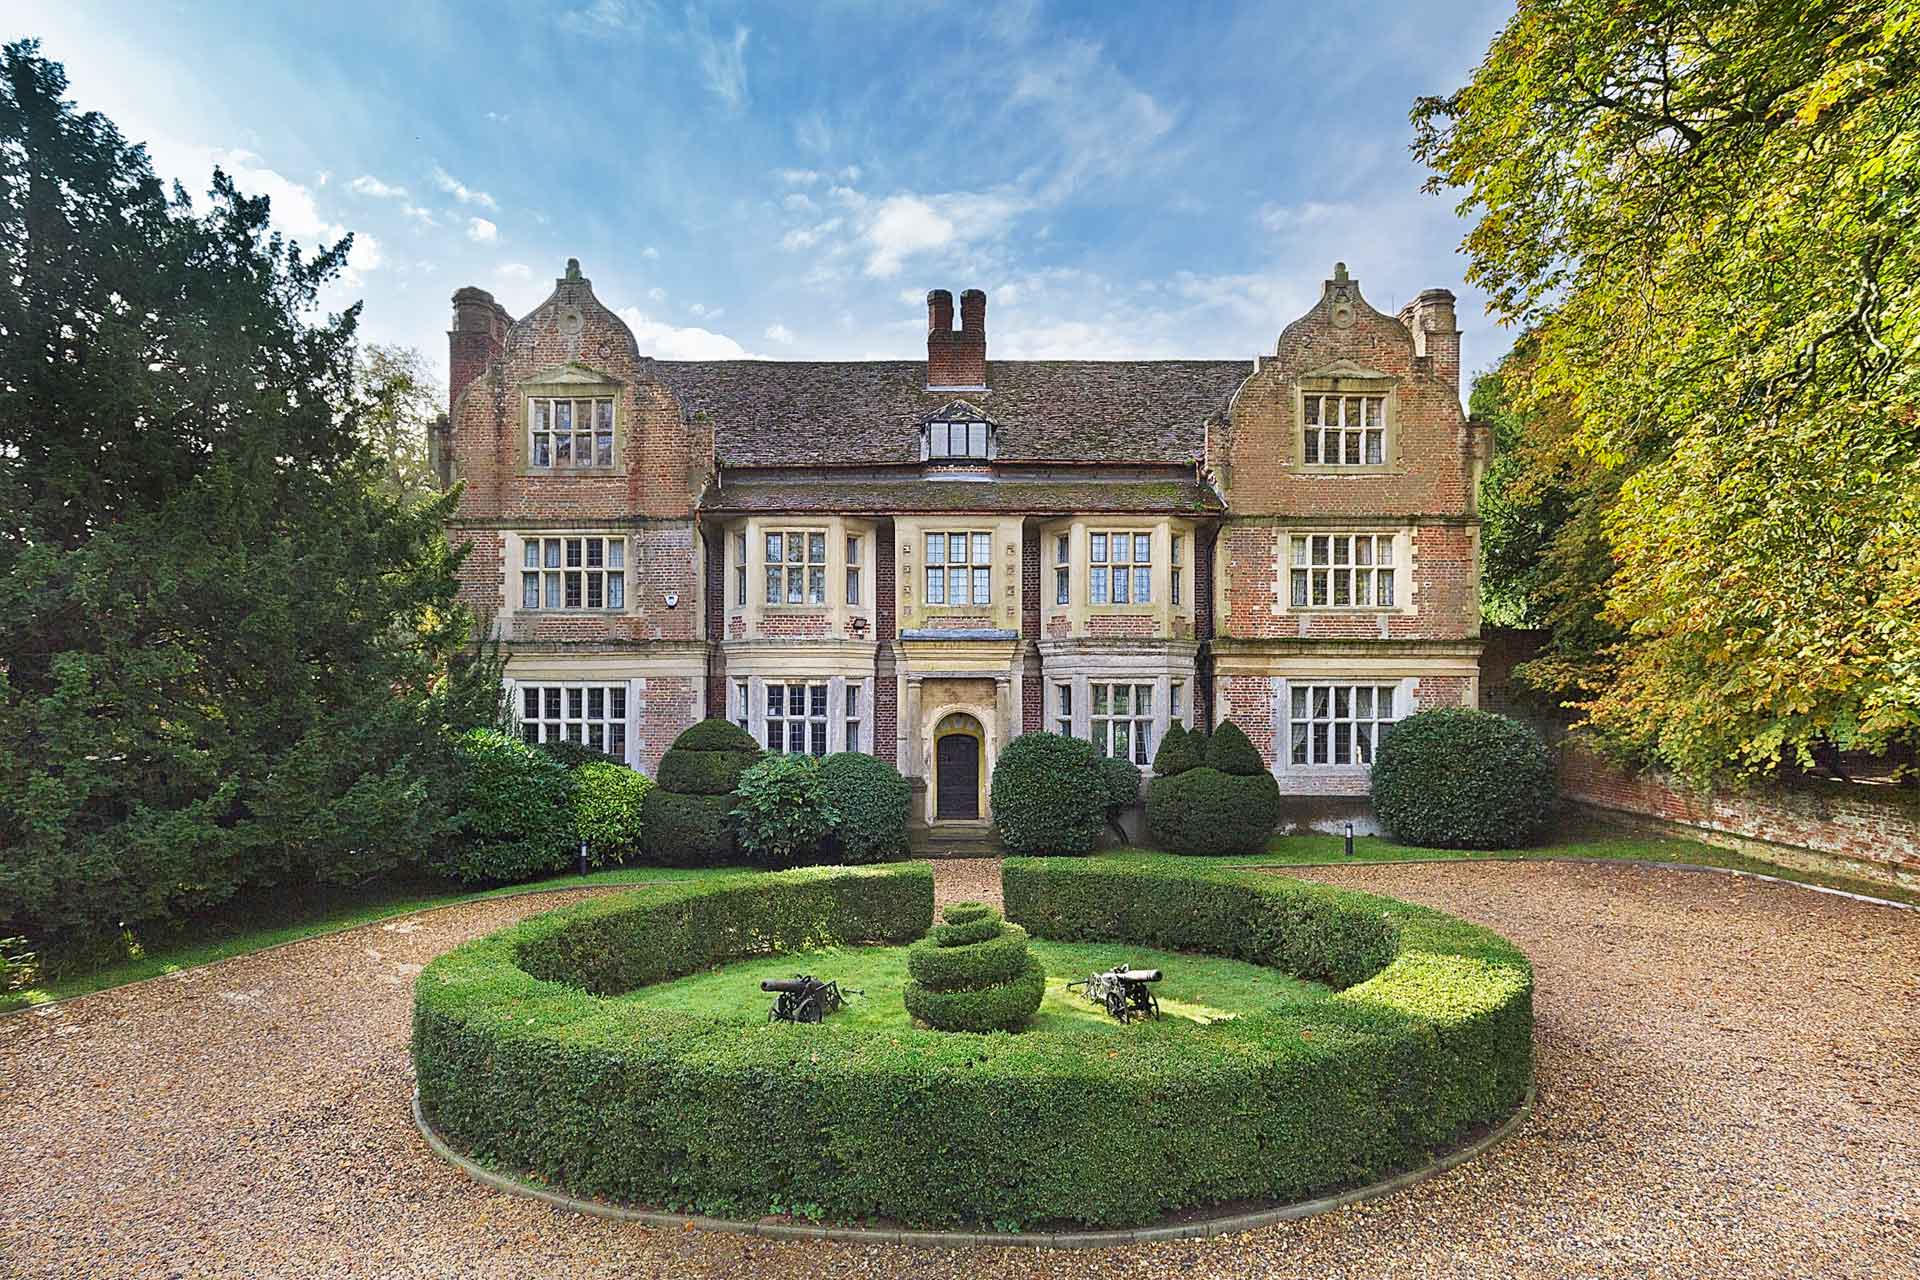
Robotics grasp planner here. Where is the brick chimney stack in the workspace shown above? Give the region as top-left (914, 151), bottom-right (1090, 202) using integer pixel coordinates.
top-left (926, 287), bottom-right (987, 390)
top-left (449, 286), bottom-right (513, 413)
top-left (1398, 288), bottom-right (1460, 394)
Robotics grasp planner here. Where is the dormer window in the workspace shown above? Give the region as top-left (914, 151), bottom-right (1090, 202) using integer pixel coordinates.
top-left (923, 403), bottom-right (996, 461)
top-left (929, 419), bottom-right (989, 460)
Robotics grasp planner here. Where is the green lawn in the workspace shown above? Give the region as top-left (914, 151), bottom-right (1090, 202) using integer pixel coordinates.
top-left (0, 864), bottom-right (739, 1014)
top-left (619, 938), bottom-right (1329, 1034)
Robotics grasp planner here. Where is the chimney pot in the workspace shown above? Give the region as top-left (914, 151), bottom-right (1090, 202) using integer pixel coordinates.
top-left (959, 288), bottom-right (986, 334)
top-left (926, 286), bottom-right (987, 390)
top-left (926, 289), bottom-right (954, 333)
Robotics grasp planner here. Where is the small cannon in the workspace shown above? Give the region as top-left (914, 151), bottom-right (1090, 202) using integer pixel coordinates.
top-left (762, 975), bottom-right (858, 1024)
top-left (1067, 965), bottom-right (1163, 1023)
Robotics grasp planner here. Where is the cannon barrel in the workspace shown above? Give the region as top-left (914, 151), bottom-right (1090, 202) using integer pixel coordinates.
top-left (1116, 969), bottom-right (1162, 983)
top-left (762, 978), bottom-right (810, 993)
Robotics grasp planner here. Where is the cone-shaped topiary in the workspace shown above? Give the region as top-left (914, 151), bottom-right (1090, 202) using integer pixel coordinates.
top-left (1151, 722), bottom-right (1200, 776)
top-left (641, 719), bottom-right (764, 865)
top-left (1204, 719), bottom-right (1265, 776)
top-left (903, 901), bottom-right (1045, 1032)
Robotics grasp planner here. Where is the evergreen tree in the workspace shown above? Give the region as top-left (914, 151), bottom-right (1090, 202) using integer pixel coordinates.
top-left (0, 42), bottom-right (498, 944)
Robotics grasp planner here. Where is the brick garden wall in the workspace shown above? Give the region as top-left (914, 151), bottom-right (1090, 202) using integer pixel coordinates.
top-left (1560, 744), bottom-right (1919, 890)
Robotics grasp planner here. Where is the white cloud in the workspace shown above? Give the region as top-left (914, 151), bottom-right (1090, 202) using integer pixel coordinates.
top-left (434, 166), bottom-right (498, 211)
top-left (782, 192), bottom-right (816, 213)
top-left (560, 0), bottom-right (646, 35)
top-left (401, 203), bottom-right (437, 227)
top-left (349, 174), bottom-right (409, 199)
top-left (794, 110), bottom-right (831, 154)
top-left (764, 323), bottom-right (795, 345)
top-left (616, 305), bottom-right (757, 359)
top-left (496, 262), bottom-right (532, 280)
top-left (641, 245), bottom-right (660, 259)
top-left (466, 217), bottom-right (498, 243)
top-left (340, 233), bottom-right (382, 288)
top-left (647, 286), bottom-right (667, 302)
top-left (1256, 202), bottom-right (1339, 234)
top-left (485, 110), bottom-right (510, 124)
top-left (861, 191), bottom-right (1028, 278)
top-left (840, 165), bottom-right (862, 183)
top-left (775, 168), bottom-right (821, 185)
top-left (779, 217), bottom-right (842, 251)
top-left (688, 12), bottom-right (750, 111)
top-left (1009, 39), bottom-right (1176, 199)
top-left (690, 302), bottom-right (723, 319)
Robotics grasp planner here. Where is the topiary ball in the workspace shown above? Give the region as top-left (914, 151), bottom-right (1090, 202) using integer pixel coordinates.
top-left (656, 747), bottom-right (757, 795)
top-left (1145, 767), bottom-right (1282, 855)
top-left (1369, 707), bottom-right (1555, 849)
top-left (818, 751), bottom-right (911, 864)
top-left (670, 718), bottom-right (762, 753)
top-left (988, 732), bottom-right (1108, 855)
top-left (1204, 719), bottom-right (1266, 776)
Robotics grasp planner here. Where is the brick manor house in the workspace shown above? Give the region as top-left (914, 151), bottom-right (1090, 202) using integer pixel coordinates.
top-left (439, 258), bottom-right (1492, 835)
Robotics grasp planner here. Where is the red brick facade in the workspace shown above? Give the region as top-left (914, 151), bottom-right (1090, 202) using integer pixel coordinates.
top-left (443, 258), bottom-right (1488, 824)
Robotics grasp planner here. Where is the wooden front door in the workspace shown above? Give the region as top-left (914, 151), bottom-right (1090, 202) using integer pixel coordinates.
top-left (935, 733), bottom-right (980, 819)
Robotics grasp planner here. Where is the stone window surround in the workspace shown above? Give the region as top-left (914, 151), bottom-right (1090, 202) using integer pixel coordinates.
top-left (1274, 526), bottom-right (1416, 616)
top-left (729, 672), bottom-right (875, 756)
top-left (513, 366), bottom-right (627, 477)
top-left (895, 517), bottom-right (1021, 627)
top-left (503, 675), bottom-right (644, 768)
top-left (720, 515), bottom-right (878, 637)
top-left (1289, 369), bottom-right (1401, 475)
top-left (507, 530), bottom-right (634, 617)
top-left (1270, 675), bottom-right (1419, 777)
top-left (1038, 640), bottom-right (1199, 774)
top-left (1039, 516), bottom-right (1197, 631)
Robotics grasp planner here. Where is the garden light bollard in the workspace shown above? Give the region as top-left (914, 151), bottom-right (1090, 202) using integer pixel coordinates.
top-left (578, 839), bottom-right (589, 876)
top-left (1345, 822), bottom-right (1354, 858)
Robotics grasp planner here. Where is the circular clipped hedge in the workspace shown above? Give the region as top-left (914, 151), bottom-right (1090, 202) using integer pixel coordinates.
top-left (1370, 707), bottom-right (1556, 849)
top-left (903, 902), bottom-right (1044, 1031)
top-left (988, 731), bottom-right (1108, 855)
top-left (414, 857), bottom-right (1532, 1231)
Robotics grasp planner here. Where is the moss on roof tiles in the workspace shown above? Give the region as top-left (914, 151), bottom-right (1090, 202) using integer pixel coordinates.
top-left (701, 478), bottom-right (1223, 514)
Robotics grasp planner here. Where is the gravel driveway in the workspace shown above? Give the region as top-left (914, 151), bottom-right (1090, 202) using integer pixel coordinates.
top-left (3, 862), bottom-right (1915, 1279)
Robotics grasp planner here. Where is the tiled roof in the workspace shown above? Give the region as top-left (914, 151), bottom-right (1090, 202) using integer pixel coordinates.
top-left (652, 359), bottom-right (1251, 467)
top-left (701, 477), bottom-right (1224, 515)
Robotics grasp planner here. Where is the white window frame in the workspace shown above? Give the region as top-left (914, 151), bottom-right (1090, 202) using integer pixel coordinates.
top-left (765, 680), bottom-right (830, 756)
top-left (1054, 682), bottom-right (1072, 736)
top-left (764, 529), bottom-right (829, 607)
top-left (924, 530), bottom-right (992, 607)
top-left (846, 535), bottom-right (862, 606)
top-left (1288, 682), bottom-right (1399, 767)
top-left (517, 682), bottom-right (628, 759)
top-left (1290, 533), bottom-right (1398, 609)
top-left (1054, 534), bottom-right (1070, 606)
top-left (928, 419), bottom-right (990, 460)
top-left (1170, 533), bottom-right (1185, 607)
top-left (733, 532), bottom-right (748, 607)
top-left (520, 535), bottom-right (626, 611)
top-left (1090, 681), bottom-right (1154, 765)
top-left (1301, 393), bottom-right (1386, 467)
top-left (845, 683), bottom-right (862, 752)
top-left (528, 396), bottom-right (615, 469)
top-left (1089, 531), bottom-right (1152, 606)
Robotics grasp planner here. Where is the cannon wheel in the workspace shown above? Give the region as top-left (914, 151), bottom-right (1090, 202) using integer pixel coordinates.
top-left (1105, 986), bottom-right (1130, 1023)
top-left (794, 993), bottom-right (823, 1023)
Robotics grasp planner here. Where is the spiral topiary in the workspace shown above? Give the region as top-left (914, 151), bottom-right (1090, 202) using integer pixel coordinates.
top-left (903, 901), bottom-right (1045, 1032)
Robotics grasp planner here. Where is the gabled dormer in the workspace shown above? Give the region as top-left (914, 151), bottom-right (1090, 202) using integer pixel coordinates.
top-left (920, 399), bottom-right (998, 463)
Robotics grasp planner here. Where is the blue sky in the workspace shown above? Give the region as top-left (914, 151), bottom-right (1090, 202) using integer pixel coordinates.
top-left (9, 0), bottom-right (1516, 382)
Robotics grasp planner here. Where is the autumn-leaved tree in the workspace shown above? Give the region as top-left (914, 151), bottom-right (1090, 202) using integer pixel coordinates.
top-left (0, 42), bottom-right (499, 948)
top-left (1417, 0), bottom-right (1920, 781)
top-left (354, 343), bottom-right (443, 507)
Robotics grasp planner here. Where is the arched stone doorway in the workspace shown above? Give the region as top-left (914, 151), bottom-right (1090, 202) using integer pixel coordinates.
top-left (933, 712), bottom-right (985, 821)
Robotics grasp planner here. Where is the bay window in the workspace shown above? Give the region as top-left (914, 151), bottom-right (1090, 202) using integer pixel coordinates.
top-left (765, 530), bottom-right (828, 606)
top-left (1089, 531), bottom-right (1152, 605)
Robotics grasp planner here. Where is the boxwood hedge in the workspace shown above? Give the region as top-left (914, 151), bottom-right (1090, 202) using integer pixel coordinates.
top-left (414, 857), bottom-right (1531, 1230)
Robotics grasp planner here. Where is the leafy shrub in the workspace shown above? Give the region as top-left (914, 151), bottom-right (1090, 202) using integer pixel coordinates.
top-left (1370, 708), bottom-right (1556, 849)
top-left (1204, 719), bottom-right (1266, 775)
top-left (572, 762), bottom-right (652, 867)
top-left (432, 729), bottom-right (576, 884)
top-left (987, 732), bottom-right (1108, 855)
top-left (1146, 767), bottom-right (1282, 855)
top-left (638, 791), bottom-right (736, 866)
top-left (417, 858), bottom-right (1531, 1230)
top-left (1151, 722), bottom-right (1200, 776)
top-left (1099, 756), bottom-right (1142, 810)
top-left (656, 748), bottom-right (757, 796)
top-left (818, 752), bottom-right (911, 863)
top-left (732, 754), bottom-right (840, 867)
top-left (536, 738), bottom-right (622, 770)
top-left (901, 900), bottom-right (1043, 1032)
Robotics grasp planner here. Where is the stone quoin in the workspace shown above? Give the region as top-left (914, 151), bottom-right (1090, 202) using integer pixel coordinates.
top-left (440, 259), bottom-right (1494, 835)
